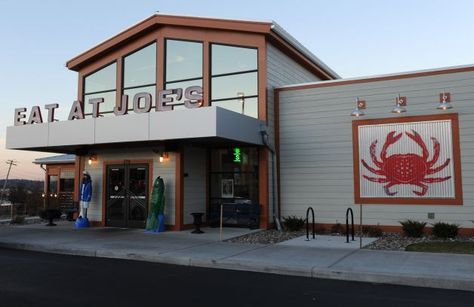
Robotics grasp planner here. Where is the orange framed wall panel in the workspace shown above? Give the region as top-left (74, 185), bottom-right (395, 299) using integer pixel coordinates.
top-left (352, 113), bottom-right (463, 205)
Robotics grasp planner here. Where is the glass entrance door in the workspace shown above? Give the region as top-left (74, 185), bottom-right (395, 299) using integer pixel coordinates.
top-left (106, 163), bottom-right (149, 228)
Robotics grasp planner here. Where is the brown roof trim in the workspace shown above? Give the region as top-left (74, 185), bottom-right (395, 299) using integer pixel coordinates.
top-left (276, 65), bottom-right (474, 92)
top-left (66, 14), bottom-right (272, 71)
top-left (267, 32), bottom-right (335, 80)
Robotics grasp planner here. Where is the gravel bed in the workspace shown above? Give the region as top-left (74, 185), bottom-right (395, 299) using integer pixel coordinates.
top-left (364, 233), bottom-right (474, 251)
top-left (226, 229), bottom-right (474, 251)
top-left (226, 230), bottom-right (355, 244)
top-left (225, 230), bottom-right (307, 244)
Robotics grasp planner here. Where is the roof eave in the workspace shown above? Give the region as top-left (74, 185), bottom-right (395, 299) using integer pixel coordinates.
top-left (269, 22), bottom-right (340, 80)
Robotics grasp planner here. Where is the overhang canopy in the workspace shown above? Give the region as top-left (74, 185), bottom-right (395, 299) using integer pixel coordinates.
top-left (33, 154), bottom-right (76, 165)
top-left (6, 107), bottom-right (264, 153)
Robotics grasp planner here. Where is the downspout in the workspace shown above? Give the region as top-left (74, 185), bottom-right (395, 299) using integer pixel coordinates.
top-left (260, 126), bottom-right (282, 231)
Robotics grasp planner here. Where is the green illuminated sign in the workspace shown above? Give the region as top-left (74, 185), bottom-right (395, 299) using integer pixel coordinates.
top-left (233, 148), bottom-right (242, 163)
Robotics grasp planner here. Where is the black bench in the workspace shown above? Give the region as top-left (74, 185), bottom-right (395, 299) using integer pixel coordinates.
top-left (209, 203), bottom-right (260, 229)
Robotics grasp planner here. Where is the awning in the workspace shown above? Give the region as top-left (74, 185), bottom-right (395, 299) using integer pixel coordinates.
top-left (6, 106), bottom-right (264, 153)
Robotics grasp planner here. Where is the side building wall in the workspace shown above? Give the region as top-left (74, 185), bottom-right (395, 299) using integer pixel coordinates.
top-left (278, 69), bottom-right (474, 231)
top-left (266, 42), bottom-right (322, 224)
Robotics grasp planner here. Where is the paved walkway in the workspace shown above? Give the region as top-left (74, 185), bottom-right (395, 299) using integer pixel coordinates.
top-left (0, 222), bottom-right (473, 292)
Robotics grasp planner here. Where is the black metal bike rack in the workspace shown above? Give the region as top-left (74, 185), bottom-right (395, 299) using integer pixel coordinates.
top-left (306, 207), bottom-right (315, 241)
top-left (346, 207), bottom-right (355, 243)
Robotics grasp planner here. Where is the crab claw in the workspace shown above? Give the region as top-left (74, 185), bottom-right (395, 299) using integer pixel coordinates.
top-left (381, 131), bottom-right (402, 160)
top-left (406, 130), bottom-right (429, 160)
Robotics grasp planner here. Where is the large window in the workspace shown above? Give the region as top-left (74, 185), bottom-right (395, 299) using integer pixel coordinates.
top-left (211, 44), bottom-right (258, 118)
top-left (83, 62), bottom-right (117, 116)
top-left (123, 43), bottom-right (156, 111)
top-left (209, 147), bottom-right (259, 207)
top-left (165, 39), bottom-right (203, 109)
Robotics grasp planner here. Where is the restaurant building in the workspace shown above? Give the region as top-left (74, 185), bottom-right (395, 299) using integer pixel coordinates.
top-left (6, 14), bottom-right (474, 233)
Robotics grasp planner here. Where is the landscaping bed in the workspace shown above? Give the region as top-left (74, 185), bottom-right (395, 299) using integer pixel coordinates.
top-left (226, 229), bottom-right (474, 254)
top-left (225, 229), bottom-right (306, 244)
top-left (364, 233), bottom-right (474, 251)
top-left (405, 241), bottom-right (474, 254)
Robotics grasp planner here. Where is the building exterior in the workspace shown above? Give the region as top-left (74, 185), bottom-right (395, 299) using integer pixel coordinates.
top-left (7, 13), bottom-right (337, 230)
top-left (6, 14), bottom-right (474, 233)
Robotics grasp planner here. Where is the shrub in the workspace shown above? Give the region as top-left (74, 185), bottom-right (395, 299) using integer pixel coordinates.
top-left (400, 220), bottom-right (426, 237)
top-left (282, 216), bottom-right (305, 231)
top-left (432, 222), bottom-right (459, 239)
top-left (362, 225), bottom-right (383, 237)
top-left (331, 223), bottom-right (343, 234)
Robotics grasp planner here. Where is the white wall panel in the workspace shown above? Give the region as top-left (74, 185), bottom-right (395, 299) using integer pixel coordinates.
top-left (278, 69), bottom-right (474, 228)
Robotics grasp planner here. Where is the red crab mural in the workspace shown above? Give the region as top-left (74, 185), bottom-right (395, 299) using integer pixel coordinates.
top-left (361, 130), bottom-right (451, 196)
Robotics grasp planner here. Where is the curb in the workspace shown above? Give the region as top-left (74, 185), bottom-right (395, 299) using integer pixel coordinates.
top-left (1, 241), bottom-right (473, 292)
top-left (311, 267), bottom-right (474, 292)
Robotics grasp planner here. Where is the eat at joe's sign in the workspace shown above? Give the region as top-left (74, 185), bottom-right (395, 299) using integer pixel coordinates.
top-left (14, 86), bottom-right (203, 126)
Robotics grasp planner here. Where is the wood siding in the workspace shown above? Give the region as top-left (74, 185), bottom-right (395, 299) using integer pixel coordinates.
top-left (277, 70), bottom-right (474, 228)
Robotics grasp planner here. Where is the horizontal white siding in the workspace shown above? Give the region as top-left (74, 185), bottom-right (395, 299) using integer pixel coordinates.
top-left (266, 42), bottom-right (322, 223)
top-left (183, 145), bottom-right (207, 224)
top-left (278, 70), bottom-right (474, 228)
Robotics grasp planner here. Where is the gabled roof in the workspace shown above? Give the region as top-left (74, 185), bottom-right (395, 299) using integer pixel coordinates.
top-left (66, 13), bottom-right (339, 79)
top-left (33, 154), bottom-right (76, 165)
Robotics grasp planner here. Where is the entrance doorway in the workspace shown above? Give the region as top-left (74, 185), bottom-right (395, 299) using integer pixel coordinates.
top-left (105, 162), bottom-right (149, 228)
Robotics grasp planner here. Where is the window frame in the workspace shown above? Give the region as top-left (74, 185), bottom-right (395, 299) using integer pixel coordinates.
top-left (208, 146), bottom-right (260, 204)
top-left (82, 60), bottom-right (117, 116)
top-left (121, 41), bottom-right (158, 92)
top-left (162, 38), bottom-right (204, 109)
top-left (121, 41), bottom-right (158, 111)
top-left (209, 43), bottom-right (259, 115)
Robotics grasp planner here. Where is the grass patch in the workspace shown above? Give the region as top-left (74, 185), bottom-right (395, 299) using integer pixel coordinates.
top-left (406, 242), bottom-right (474, 254)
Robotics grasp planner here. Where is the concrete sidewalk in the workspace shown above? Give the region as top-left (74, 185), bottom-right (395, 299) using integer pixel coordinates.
top-left (0, 222), bottom-right (473, 292)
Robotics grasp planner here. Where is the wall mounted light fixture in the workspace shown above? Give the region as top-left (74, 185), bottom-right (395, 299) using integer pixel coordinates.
top-left (351, 97), bottom-right (366, 117)
top-left (88, 154), bottom-right (97, 165)
top-left (391, 95), bottom-right (407, 113)
top-left (159, 152), bottom-right (169, 163)
top-left (437, 92), bottom-right (453, 110)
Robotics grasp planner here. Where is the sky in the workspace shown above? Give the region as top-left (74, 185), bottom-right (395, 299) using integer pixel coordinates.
top-left (1, 0), bottom-right (473, 180)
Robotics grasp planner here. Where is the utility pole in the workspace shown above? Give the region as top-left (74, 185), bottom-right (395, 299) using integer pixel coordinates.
top-left (1, 160), bottom-right (18, 220)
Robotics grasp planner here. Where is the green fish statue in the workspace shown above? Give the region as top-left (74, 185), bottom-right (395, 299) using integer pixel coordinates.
top-left (145, 176), bottom-right (165, 232)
